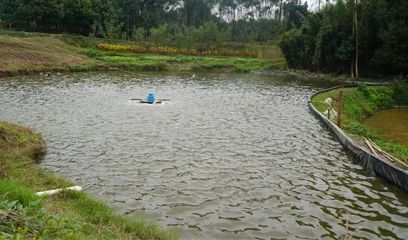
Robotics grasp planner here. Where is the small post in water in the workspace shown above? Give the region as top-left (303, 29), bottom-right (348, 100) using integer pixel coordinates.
top-left (338, 91), bottom-right (343, 128)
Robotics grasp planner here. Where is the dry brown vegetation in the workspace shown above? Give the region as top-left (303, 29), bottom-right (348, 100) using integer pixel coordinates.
top-left (0, 35), bottom-right (95, 76)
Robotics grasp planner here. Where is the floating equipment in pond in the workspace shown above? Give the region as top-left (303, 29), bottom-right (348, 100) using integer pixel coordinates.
top-left (146, 92), bottom-right (155, 103)
top-left (130, 92), bottom-right (170, 104)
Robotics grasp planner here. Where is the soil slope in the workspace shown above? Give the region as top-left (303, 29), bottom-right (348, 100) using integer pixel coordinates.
top-left (0, 35), bottom-right (94, 76)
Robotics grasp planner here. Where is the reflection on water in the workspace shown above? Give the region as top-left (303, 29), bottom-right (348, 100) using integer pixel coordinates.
top-left (0, 72), bottom-right (407, 239)
top-left (364, 108), bottom-right (408, 146)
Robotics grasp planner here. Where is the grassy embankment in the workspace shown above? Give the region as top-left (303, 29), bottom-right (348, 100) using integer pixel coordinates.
top-left (0, 30), bottom-right (287, 76)
top-left (0, 121), bottom-right (176, 239)
top-left (0, 32), bottom-right (103, 77)
top-left (311, 84), bottom-right (408, 164)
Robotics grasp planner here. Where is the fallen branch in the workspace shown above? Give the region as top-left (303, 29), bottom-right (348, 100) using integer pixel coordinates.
top-left (367, 138), bottom-right (397, 162)
top-left (363, 137), bottom-right (378, 157)
top-left (364, 137), bottom-right (408, 169)
top-left (366, 138), bottom-right (396, 163)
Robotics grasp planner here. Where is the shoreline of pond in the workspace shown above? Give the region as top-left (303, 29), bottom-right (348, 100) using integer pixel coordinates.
top-left (0, 120), bottom-right (177, 239)
top-left (310, 84), bottom-right (408, 191)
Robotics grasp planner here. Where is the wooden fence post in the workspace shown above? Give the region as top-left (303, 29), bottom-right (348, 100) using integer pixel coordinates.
top-left (338, 91), bottom-right (343, 128)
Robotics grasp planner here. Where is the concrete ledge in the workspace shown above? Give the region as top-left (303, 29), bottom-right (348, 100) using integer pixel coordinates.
top-left (309, 85), bottom-right (408, 192)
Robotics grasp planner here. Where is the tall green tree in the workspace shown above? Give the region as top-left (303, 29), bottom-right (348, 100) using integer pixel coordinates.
top-left (372, 0), bottom-right (408, 76)
top-left (63, 0), bottom-right (94, 34)
top-left (279, 0), bottom-right (408, 77)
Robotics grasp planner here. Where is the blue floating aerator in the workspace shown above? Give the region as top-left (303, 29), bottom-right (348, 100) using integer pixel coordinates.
top-left (146, 92), bottom-right (155, 103)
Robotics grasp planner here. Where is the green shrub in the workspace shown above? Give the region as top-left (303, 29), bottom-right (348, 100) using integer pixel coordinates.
top-left (0, 181), bottom-right (80, 239)
top-left (343, 122), bottom-right (380, 140)
top-left (0, 181), bottom-right (40, 206)
top-left (365, 87), bottom-right (394, 108)
top-left (0, 198), bottom-right (80, 239)
top-left (393, 81), bottom-right (408, 105)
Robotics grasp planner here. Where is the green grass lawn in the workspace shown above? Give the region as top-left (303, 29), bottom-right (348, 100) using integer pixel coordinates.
top-left (82, 48), bottom-right (287, 72)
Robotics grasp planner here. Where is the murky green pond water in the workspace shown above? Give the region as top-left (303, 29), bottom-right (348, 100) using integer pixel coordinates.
top-left (0, 72), bottom-right (407, 239)
top-left (364, 108), bottom-right (408, 147)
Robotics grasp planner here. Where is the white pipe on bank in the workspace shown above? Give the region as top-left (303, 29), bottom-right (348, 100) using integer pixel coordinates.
top-left (35, 186), bottom-right (83, 196)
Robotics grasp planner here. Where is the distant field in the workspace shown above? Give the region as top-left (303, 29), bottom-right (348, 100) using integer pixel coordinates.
top-left (0, 34), bottom-right (98, 76)
top-left (0, 31), bottom-right (287, 76)
top-left (85, 49), bottom-right (287, 72)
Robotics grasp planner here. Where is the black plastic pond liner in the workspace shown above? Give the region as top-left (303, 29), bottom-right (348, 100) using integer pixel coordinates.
top-left (309, 83), bottom-right (408, 192)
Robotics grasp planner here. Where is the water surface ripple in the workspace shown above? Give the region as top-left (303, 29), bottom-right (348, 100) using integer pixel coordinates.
top-left (0, 72), bottom-right (407, 239)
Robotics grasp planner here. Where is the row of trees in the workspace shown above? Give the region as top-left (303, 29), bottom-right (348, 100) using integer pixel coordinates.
top-left (279, 0), bottom-right (408, 77)
top-left (1, 0), bottom-right (406, 77)
top-left (0, 0), bottom-right (124, 37)
top-left (147, 22), bottom-right (225, 48)
top-left (134, 19), bottom-right (286, 47)
top-left (0, 0), bottom-right (308, 41)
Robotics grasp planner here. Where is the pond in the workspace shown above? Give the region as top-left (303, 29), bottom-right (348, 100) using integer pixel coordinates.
top-left (364, 108), bottom-right (408, 147)
top-left (0, 72), bottom-right (407, 239)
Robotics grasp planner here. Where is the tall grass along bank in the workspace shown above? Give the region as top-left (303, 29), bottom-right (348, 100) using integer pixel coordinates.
top-left (0, 120), bottom-right (176, 239)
